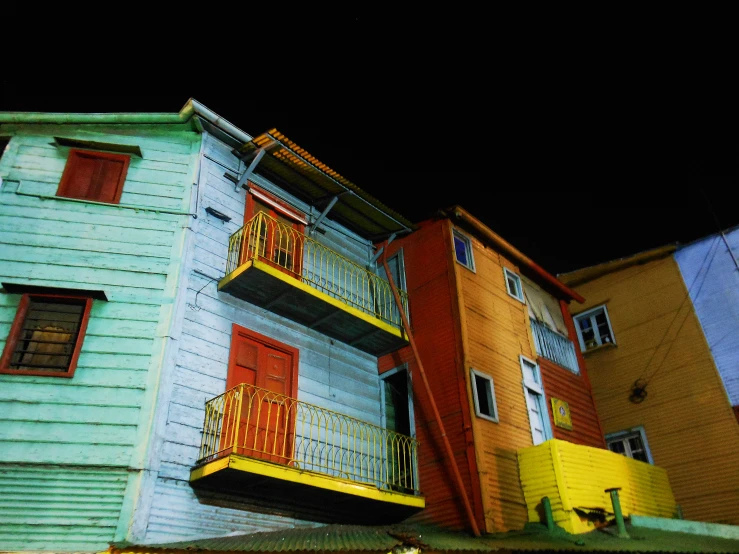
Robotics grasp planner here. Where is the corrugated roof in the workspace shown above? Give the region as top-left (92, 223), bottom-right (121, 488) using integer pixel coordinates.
top-left (110, 522), bottom-right (739, 553)
top-left (239, 129), bottom-right (416, 242)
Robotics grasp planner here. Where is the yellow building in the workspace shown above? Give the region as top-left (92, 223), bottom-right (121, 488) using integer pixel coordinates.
top-left (559, 245), bottom-right (739, 525)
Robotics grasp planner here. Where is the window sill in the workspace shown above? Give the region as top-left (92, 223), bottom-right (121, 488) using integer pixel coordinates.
top-left (582, 342), bottom-right (616, 355)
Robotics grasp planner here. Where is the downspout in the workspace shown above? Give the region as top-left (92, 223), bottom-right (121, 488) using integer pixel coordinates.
top-left (381, 254), bottom-right (481, 537)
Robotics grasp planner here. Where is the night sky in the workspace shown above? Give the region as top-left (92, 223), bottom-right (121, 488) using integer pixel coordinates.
top-left (2, 13), bottom-right (736, 276)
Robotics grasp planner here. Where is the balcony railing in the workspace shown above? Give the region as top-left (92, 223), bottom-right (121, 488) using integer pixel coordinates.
top-left (226, 212), bottom-right (409, 329)
top-left (196, 383), bottom-right (420, 495)
top-left (530, 319), bottom-right (580, 373)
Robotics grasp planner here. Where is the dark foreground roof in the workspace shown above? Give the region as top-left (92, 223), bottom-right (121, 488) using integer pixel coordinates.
top-left (110, 521), bottom-right (739, 554)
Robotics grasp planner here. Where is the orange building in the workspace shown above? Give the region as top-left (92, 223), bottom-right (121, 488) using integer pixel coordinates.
top-left (559, 246), bottom-right (739, 525)
top-left (378, 206), bottom-right (605, 533)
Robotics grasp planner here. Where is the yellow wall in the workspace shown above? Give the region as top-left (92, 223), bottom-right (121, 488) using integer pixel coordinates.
top-left (569, 255), bottom-right (739, 525)
top-left (452, 224), bottom-right (538, 533)
top-left (518, 440), bottom-right (676, 533)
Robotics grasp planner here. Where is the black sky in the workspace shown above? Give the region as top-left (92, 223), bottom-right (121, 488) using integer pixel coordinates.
top-left (2, 12), bottom-right (737, 276)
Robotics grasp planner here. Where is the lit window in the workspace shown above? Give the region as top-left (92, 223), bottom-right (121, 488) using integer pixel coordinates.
top-left (453, 229), bottom-right (475, 271)
top-left (573, 305), bottom-right (615, 352)
top-left (504, 267), bottom-right (524, 302)
top-left (0, 294), bottom-right (93, 377)
top-left (57, 149), bottom-right (130, 204)
top-left (606, 427), bottom-right (652, 464)
top-left (470, 368), bottom-right (498, 422)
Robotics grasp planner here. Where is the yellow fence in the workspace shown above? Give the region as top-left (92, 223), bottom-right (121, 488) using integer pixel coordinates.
top-left (226, 212), bottom-right (409, 328)
top-left (518, 439), bottom-right (677, 533)
top-left (197, 383), bottom-right (420, 494)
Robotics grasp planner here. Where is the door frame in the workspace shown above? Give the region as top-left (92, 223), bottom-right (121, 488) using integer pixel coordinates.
top-left (227, 324), bottom-right (299, 398)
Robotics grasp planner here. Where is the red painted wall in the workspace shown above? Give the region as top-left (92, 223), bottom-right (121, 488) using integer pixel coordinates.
top-left (378, 218), bottom-right (484, 532)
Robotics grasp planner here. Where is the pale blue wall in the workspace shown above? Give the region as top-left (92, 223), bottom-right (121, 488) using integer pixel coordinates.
top-left (675, 227), bottom-right (739, 406)
top-left (0, 122), bottom-right (200, 551)
top-left (133, 134), bottom-right (385, 544)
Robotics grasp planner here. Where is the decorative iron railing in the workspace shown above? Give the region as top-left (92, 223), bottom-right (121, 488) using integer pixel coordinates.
top-left (226, 212), bottom-right (409, 329)
top-left (197, 383), bottom-right (420, 495)
top-left (530, 319), bottom-right (580, 373)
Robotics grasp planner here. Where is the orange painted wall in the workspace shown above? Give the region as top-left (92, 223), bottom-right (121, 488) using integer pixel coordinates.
top-left (379, 218), bottom-right (484, 532)
top-left (565, 255), bottom-right (739, 525)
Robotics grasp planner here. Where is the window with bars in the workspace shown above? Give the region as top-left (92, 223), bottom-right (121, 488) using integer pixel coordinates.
top-left (56, 149), bottom-right (130, 204)
top-left (606, 427), bottom-right (653, 464)
top-left (0, 294), bottom-right (93, 377)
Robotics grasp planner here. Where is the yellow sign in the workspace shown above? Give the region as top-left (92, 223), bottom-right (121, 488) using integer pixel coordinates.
top-left (551, 398), bottom-right (572, 430)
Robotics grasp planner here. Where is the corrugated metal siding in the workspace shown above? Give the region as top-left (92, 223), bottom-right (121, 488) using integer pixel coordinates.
top-left (0, 125), bottom-right (199, 550)
top-left (143, 135), bottom-right (384, 543)
top-left (460, 236), bottom-right (534, 534)
top-left (518, 440), bottom-right (676, 534)
top-left (378, 219), bottom-right (481, 532)
top-left (675, 229), bottom-right (739, 407)
top-left (0, 464), bottom-right (129, 551)
top-left (573, 255), bottom-right (739, 526)
top-left (538, 357), bottom-right (605, 448)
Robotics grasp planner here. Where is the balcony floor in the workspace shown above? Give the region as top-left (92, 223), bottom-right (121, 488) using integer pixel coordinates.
top-left (190, 453), bottom-right (425, 524)
top-left (218, 259), bottom-right (409, 356)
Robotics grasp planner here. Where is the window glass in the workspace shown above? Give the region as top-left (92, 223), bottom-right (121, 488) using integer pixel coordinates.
top-left (573, 305), bottom-right (616, 351)
top-left (606, 428), bottom-right (652, 463)
top-left (504, 268), bottom-right (524, 302)
top-left (453, 230), bottom-right (474, 271)
top-left (470, 369), bottom-right (498, 422)
top-left (1, 294), bottom-right (92, 377)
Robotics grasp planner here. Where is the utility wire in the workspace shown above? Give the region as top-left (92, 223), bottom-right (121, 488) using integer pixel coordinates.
top-left (639, 235), bottom-right (720, 388)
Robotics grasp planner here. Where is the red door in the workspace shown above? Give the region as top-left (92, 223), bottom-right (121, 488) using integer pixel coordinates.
top-left (221, 325), bottom-right (298, 465)
top-left (244, 189), bottom-right (304, 280)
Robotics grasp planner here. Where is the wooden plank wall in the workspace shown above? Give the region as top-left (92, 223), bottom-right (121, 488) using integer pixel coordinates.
top-left (0, 124), bottom-right (199, 551)
top-left (139, 135), bottom-right (384, 543)
top-left (571, 255), bottom-right (739, 525)
top-left (675, 229), bottom-right (739, 409)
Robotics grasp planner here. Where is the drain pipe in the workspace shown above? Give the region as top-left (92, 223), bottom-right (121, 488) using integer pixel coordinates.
top-left (605, 488), bottom-right (630, 538)
top-left (382, 255), bottom-right (481, 537)
top-left (542, 497), bottom-right (556, 532)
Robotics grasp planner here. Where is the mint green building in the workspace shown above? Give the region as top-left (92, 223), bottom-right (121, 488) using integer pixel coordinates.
top-left (0, 104), bottom-right (205, 551)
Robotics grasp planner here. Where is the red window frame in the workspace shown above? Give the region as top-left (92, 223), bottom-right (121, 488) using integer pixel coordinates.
top-left (56, 148), bottom-right (131, 204)
top-left (0, 294), bottom-right (93, 378)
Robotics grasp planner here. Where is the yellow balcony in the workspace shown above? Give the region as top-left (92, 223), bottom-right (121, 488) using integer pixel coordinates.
top-left (219, 212), bottom-right (410, 356)
top-left (190, 384), bottom-right (425, 524)
top-left (517, 439), bottom-right (677, 534)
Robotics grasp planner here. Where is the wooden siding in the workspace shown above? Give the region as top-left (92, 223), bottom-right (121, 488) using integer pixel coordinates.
top-left (675, 229), bottom-right (739, 407)
top-left (571, 255), bottom-right (739, 525)
top-left (456, 224), bottom-right (538, 533)
top-left (538, 357), bottom-right (605, 448)
top-left (137, 135), bottom-right (385, 543)
top-left (379, 218), bottom-right (482, 533)
top-left (0, 125), bottom-right (200, 550)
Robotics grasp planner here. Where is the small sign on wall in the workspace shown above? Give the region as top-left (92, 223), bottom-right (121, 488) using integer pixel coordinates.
top-left (551, 398), bottom-right (573, 430)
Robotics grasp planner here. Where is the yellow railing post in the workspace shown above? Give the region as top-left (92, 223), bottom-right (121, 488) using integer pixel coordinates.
top-left (223, 213), bottom-right (410, 328)
top-left (197, 383), bottom-right (420, 494)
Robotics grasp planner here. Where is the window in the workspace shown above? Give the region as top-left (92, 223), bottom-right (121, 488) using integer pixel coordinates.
top-left (606, 427), bottom-right (653, 464)
top-left (244, 187), bottom-right (305, 277)
top-left (57, 149), bottom-right (130, 204)
top-left (573, 305), bottom-right (615, 352)
top-left (504, 267), bottom-right (524, 302)
top-left (0, 294), bottom-right (93, 377)
top-left (520, 356), bottom-right (553, 445)
top-left (453, 229), bottom-right (475, 271)
top-left (470, 368), bottom-right (498, 422)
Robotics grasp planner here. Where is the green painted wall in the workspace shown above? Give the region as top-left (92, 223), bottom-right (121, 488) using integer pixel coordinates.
top-left (0, 122), bottom-right (201, 551)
